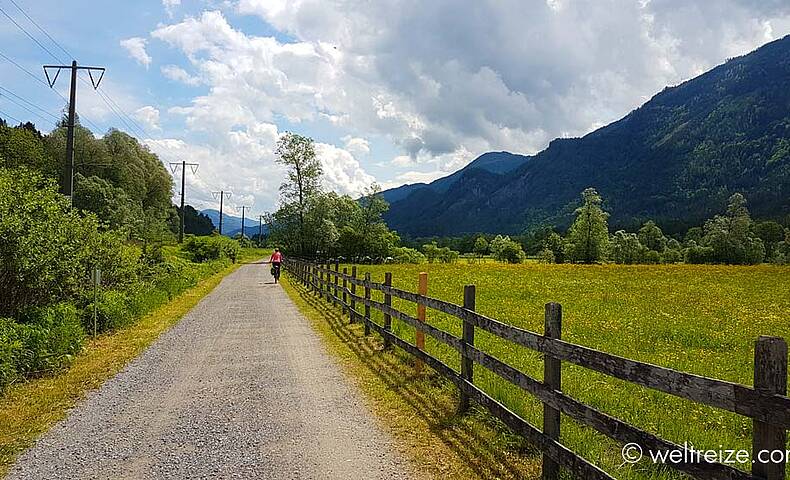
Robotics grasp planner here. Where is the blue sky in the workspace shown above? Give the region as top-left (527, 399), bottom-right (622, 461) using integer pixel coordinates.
top-left (1, 0), bottom-right (789, 217)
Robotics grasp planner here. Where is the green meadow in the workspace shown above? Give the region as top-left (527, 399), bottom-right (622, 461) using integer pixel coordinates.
top-left (332, 263), bottom-right (790, 479)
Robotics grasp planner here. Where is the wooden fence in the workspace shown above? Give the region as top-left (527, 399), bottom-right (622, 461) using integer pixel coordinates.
top-left (283, 258), bottom-right (789, 480)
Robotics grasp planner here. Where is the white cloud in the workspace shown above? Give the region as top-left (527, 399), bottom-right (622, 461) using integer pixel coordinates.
top-left (341, 135), bottom-right (370, 155)
top-left (315, 143), bottom-right (375, 196)
top-left (141, 2), bottom-right (790, 212)
top-left (133, 106), bottom-right (161, 130)
top-left (120, 37), bottom-right (152, 68)
top-left (163, 0), bottom-right (181, 17)
top-left (161, 65), bottom-right (200, 86)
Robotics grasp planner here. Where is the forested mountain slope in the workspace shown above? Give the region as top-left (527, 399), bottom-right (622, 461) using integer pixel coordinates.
top-left (384, 35), bottom-right (790, 236)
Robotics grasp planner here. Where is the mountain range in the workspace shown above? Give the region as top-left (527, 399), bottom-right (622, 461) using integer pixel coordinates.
top-left (201, 209), bottom-right (268, 238)
top-left (382, 35), bottom-right (790, 237)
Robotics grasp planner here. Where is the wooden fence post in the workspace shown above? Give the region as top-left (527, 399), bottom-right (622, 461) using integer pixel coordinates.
top-left (317, 264), bottom-right (323, 296)
top-left (325, 261), bottom-right (332, 302)
top-left (333, 259), bottom-right (340, 307)
top-left (342, 267), bottom-right (348, 314)
top-left (459, 284), bottom-right (476, 412)
top-left (542, 302), bottom-right (562, 480)
top-left (364, 272), bottom-right (371, 336)
top-left (350, 266), bottom-right (357, 323)
top-left (415, 272), bottom-right (427, 374)
top-left (383, 272), bottom-right (392, 349)
top-left (752, 336), bottom-right (788, 480)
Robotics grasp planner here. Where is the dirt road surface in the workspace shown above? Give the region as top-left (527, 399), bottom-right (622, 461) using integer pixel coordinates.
top-left (8, 263), bottom-right (411, 479)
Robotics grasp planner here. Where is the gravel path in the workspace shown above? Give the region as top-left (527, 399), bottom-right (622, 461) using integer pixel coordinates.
top-left (8, 262), bottom-right (411, 480)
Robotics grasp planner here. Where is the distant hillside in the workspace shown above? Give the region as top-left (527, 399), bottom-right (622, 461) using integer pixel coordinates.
top-left (381, 151), bottom-right (530, 204)
top-left (384, 35), bottom-right (790, 236)
top-left (201, 209), bottom-right (268, 238)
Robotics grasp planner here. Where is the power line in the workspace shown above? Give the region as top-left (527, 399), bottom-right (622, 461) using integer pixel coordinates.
top-left (8, 0), bottom-right (73, 60)
top-left (0, 5), bottom-right (62, 62)
top-left (0, 108), bottom-right (21, 124)
top-left (0, 50), bottom-right (102, 131)
top-left (0, 86), bottom-right (59, 120)
top-left (0, 91), bottom-right (58, 124)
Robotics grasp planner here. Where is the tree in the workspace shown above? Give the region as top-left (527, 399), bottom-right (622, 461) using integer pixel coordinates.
top-left (542, 232), bottom-right (567, 264)
top-left (473, 236), bottom-right (488, 262)
top-left (490, 235), bottom-right (526, 263)
top-left (566, 188), bottom-right (610, 263)
top-left (610, 231), bottom-right (644, 264)
top-left (753, 220), bottom-right (785, 260)
top-left (422, 242), bottom-right (441, 263)
top-left (700, 193), bottom-right (765, 264)
top-left (275, 132), bottom-right (321, 254)
top-left (638, 220), bottom-right (667, 253)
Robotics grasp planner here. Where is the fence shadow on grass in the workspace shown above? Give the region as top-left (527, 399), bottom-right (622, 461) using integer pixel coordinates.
top-left (289, 278), bottom-right (539, 480)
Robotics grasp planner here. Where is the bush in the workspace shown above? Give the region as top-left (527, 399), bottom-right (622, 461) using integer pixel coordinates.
top-left (490, 235), bottom-right (526, 263)
top-left (183, 235), bottom-right (240, 263)
top-left (538, 248), bottom-right (556, 264)
top-left (661, 248), bottom-right (683, 264)
top-left (685, 244), bottom-right (715, 264)
top-left (437, 246), bottom-right (460, 263)
top-left (391, 247), bottom-right (426, 264)
top-left (0, 304), bottom-right (85, 390)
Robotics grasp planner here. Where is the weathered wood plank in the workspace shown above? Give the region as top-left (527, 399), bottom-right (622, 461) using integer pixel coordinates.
top-left (752, 336), bottom-right (787, 480)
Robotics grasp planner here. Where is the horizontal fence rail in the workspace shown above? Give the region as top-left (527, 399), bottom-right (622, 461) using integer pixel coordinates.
top-left (283, 258), bottom-right (788, 480)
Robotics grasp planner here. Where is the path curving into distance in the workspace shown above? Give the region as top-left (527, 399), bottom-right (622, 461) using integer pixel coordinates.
top-left (8, 262), bottom-right (411, 480)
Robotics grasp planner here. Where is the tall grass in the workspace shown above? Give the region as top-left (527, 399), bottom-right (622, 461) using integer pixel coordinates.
top-left (338, 263), bottom-right (790, 479)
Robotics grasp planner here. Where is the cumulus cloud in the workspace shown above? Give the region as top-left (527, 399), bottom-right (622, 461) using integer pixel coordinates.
top-left (120, 37), bottom-right (152, 68)
top-left (315, 143), bottom-right (376, 196)
top-left (143, 1), bottom-right (790, 212)
top-left (341, 135), bottom-right (370, 155)
top-left (161, 65), bottom-right (200, 86)
top-left (163, 0), bottom-right (180, 17)
top-left (133, 106), bottom-right (161, 130)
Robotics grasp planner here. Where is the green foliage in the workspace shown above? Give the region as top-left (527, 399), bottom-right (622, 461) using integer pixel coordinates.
top-left (437, 246), bottom-right (460, 263)
top-left (0, 303), bottom-right (84, 389)
top-left (753, 220), bottom-right (785, 260)
top-left (542, 232), bottom-right (567, 264)
top-left (490, 235), bottom-right (526, 263)
top-left (0, 168), bottom-right (99, 316)
top-left (537, 248), bottom-right (556, 263)
top-left (637, 221), bottom-right (667, 252)
top-left (183, 235), bottom-right (241, 263)
top-left (177, 205), bottom-right (215, 236)
top-left (473, 236), bottom-right (488, 259)
top-left (610, 231), bottom-right (645, 264)
top-left (422, 242), bottom-right (442, 263)
top-left (391, 247), bottom-right (426, 264)
top-left (698, 193), bottom-right (765, 264)
top-left (566, 188), bottom-right (610, 263)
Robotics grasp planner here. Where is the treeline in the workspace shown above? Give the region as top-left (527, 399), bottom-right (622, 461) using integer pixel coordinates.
top-left (408, 188), bottom-right (789, 265)
top-left (0, 118), bottom-right (242, 392)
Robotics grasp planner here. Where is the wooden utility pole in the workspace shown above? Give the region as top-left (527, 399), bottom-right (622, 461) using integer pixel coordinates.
top-left (43, 61), bottom-right (105, 203)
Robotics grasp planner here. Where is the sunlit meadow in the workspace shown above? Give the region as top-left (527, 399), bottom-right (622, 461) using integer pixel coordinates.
top-left (331, 262), bottom-right (790, 479)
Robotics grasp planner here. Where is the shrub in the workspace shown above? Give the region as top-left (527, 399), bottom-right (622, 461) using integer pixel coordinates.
top-left (538, 248), bottom-right (556, 264)
top-left (183, 235), bottom-right (240, 263)
top-left (392, 246), bottom-right (426, 264)
top-left (661, 248), bottom-right (683, 264)
top-left (685, 244), bottom-right (715, 264)
top-left (490, 235), bottom-right (526, 263)
top-left (437, 246), bottom-right (460, 263)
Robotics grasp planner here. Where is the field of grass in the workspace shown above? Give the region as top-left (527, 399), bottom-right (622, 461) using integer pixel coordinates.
top-left (0, 247), bottom-right (271, 476)
top-left (319, 263), bottom-right (790, 479)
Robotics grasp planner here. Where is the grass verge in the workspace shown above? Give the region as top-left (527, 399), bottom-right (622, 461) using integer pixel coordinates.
top-left (280, 274), bottom-right (542, 480)
top-left (0, 259), bottom-right (246, 477)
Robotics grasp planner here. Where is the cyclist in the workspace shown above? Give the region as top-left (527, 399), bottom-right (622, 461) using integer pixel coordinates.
top-left (270, 248), bottom-right (282, 283)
